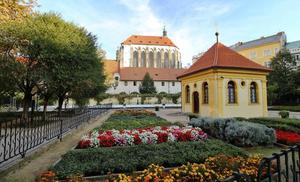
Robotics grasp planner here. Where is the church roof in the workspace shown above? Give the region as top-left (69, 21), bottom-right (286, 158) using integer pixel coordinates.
top-left (120, 67), bottom-right (186, 81)
top-left (178, 42), bottom-right (271, 78)
top-left (122, 35), bottom-right (177, 47)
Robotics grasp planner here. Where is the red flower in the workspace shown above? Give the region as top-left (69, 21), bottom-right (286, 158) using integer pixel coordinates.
top-left (276, 130), bottom-right (300, 145)
top-left (156, 132), bottom-right (168, 143)
top-left (78, 140), bottom-right (91, 149)
top-left (133, 134), bottom-right (142, 145)
top-left (98, 135), bottom-right (115, 147)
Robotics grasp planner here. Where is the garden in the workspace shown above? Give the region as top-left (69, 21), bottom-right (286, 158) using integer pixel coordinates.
top-left (39, 110), bottom-right (300, 181)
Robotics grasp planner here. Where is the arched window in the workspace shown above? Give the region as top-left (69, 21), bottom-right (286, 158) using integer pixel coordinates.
top-left (185, 85), bottom-right (190, 103)
top-left (141, 51), bottom-right (146, 67)
top-left (164, 52), bottom-right (169, 68)
top-left (149, 51), bottom-right (154, 67)
top-left (228, 81), bottom-right (236, 104)
top-left (171, 52), bottom-right (175, 68)
top-left (250, 82), bottom-right (258, 103)
top-left (156, 51), bottom-right (161, 68)
top-left (133, 51), bottom-right (138, 67)
top-left (202, 82), bottom-right (209, 104)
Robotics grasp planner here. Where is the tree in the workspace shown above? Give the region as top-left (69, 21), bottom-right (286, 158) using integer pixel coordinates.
top-left (0, 13), bottom-right (106, 118)
top-left (268, 49), bottom-right (298, 104)
top-left (139, 73), bottom-right (156, 94)
top-left (0, 0), bottom-right (37, 23)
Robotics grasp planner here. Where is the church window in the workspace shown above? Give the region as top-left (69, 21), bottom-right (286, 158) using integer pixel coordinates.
top-left (171, 52), bottom-right (175, 68)
top-left (156, 52), bottom-right (161, 68)
top-left (133, 51), bottom-right (138, 67)
top-left (164, 52), bottom-right (169, 68)
top-left (149, 51), bottom-right (154, 67)
top-left (141, 51), bottom-right (146, 67)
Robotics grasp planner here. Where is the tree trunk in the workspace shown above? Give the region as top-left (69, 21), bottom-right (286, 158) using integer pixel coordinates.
top-left (21, 91), bottom-right (32, 121)
top-left (58, 95), bottom-right (65, 117)
top-left (43, 97), bottom-right (49, 122)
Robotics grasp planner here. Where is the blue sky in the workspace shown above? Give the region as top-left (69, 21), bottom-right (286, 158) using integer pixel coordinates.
top-left (36, 0), bottom-right (300, 66)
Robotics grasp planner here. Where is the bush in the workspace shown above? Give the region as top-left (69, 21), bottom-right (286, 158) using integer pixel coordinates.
top-left (52, 139), bottom-right (247, 178)
top-left (279, 110), bottom-right (289, 118)
top-left (269, 105), bottom-right (300, 112)
top-left (189, 117), bottom-right (276, 146)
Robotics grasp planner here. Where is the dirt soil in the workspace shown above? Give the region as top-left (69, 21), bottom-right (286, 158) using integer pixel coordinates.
top-left (0, 110), bottom-right (113, 182)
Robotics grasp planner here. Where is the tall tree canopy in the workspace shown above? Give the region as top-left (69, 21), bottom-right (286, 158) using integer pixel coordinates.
top-left (139, 72), bottom-right (156, 94)
top-left (268, 49), bottom-right (299, 104)
top-left (0, 0), bottom-right (37, 23)
top-left (0, 12), bottom-right (106, 118)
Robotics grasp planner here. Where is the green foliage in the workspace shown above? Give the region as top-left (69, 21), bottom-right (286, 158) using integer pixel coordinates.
top-left (96, 111), bottom-right (172, 131)
top-left (189, 117), bottom-right (276, 147)
top-left (278, 110), bottom-right (289, 118)
top-left (139, 72), bottom-right (156, 94)
top-left (52, 139), bottom-right (247, 178)
top-left (245, 117), bottom-right (300, 134)
top-left (269, 105), bottom-right (300, 112)
top-left (268, 49), bottom-right (299, 105)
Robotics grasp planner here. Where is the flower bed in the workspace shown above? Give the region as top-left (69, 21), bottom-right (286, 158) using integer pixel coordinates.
top-left (77, 125), bottom-right (208, 148)
top-left (276, 129), bottom-right (300, 145)
top-left (40, 155), bottom-right (262, 182)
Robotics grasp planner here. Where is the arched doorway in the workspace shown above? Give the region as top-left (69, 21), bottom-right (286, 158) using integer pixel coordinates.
top-left (193, 91), bottom-right (199, 113)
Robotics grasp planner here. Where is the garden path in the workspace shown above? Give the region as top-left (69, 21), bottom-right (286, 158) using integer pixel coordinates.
top-left (152, 108), bottom-right (189, 125)
top-left (0, 110), bottom-right (113, 182)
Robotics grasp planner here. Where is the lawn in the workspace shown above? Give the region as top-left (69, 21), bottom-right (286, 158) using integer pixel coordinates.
top-left (96, 109), bottom-right (182, 131)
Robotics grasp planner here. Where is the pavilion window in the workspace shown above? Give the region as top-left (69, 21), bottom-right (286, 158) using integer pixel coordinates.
top-left (250, 82), bottom-right (258, 103)
top-left (203, 82), bottom-right (209, 104)
top-left (185, 85), bottom-right (190, 103)
top-left (228, 81), bottom-right (236, 104)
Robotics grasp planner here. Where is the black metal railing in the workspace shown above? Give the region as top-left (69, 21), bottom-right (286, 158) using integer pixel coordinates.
top-left (222, 144), bottom-right (300, 182)
top-left (0, 105), bottom-right (111, 166)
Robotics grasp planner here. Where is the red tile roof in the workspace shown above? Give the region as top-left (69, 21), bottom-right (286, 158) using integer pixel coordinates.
top-left (178, 42), bottom-right (271, 78)
top-left (120, 67), bottom-right (186, 81)
top-left (122, 35), bottom-right (177, 47)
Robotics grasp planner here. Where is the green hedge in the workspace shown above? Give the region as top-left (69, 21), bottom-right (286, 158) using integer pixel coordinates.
top-left (269, 105), bottom-right (300, 112)
top-left (189, 117), bottom-right (276, 147)
top-left (244, 117), bottom-right (300, 134)
top-left (52, 139), bottom-right (247, 178)
top-left (95, 112), bottom-right (180, 131)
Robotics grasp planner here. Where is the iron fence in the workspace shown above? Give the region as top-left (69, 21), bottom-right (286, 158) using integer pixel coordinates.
top-left (0, 104), bottom-right (111, 166)
top-left (222, 144), bottom-right (300, 182)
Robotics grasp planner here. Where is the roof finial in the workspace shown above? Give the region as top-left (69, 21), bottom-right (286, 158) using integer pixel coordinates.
top-left (163, 26), bottom-right (167, 37)
top-left (215, 32), bottom-right (219, 43)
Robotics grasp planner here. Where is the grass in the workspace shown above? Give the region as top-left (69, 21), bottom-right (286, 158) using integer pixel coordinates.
top-left (269, 105), bottom-right (300, 112)
top-left (243, 146), bottom-right (282, 157)
top-left (95, 111), bottom-right (182, 131)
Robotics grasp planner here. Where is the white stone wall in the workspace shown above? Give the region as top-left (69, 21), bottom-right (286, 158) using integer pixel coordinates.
top-left (106, 80), bottom-right (181, 94)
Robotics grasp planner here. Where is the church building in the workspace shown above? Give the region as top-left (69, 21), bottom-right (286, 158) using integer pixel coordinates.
top-left (178, 33), bottom-right (271, 118)
top-left (105, 28), bottom-right (186, 94)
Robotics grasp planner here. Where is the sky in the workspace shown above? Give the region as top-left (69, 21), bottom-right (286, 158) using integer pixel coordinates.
top-left (36, 0), bottom-right (300, 66)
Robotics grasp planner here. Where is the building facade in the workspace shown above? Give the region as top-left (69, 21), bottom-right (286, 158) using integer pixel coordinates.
top-left (116, 29), bottom-right (182, 69)
top-left (286, 40), bottom-right (300, 68)
top-left (104, 29), bottom-right (186, 94)
top-left (178, 37), bottom-right (271, 118)
top-left (230, 32), bottom-right (286, 67)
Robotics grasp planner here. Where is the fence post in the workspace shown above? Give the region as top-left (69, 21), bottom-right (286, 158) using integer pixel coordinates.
top-left (59, 119), bottom-right (63, 142)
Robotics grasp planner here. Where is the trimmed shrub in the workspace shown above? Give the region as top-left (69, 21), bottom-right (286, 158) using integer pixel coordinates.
top-left (52, 139), bottom-right (247, 178)
top-left (189, 117), bottom-right (276, 146)
top-left (279, 110), bottom-right (289, 118)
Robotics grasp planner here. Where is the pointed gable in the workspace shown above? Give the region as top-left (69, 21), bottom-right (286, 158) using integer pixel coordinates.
top-left (178, 42), bottom-right (271, 78)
